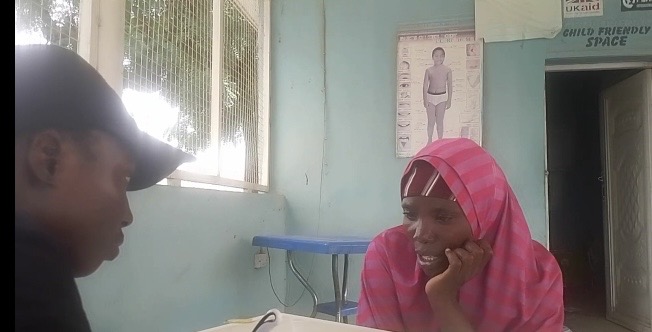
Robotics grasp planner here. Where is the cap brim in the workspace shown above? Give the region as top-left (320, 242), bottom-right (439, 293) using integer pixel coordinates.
top-left (127, 133), bottom-right (196, 191)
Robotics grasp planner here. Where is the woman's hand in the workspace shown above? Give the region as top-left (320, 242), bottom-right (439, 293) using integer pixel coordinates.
top-left (445, 99), bottom-right (452, 110)
top-left (425, 239), bottom-right (493, 308)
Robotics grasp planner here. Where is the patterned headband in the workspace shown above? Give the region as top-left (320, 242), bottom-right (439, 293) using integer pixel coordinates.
top-left (401, 161), bottom-right (455, 201)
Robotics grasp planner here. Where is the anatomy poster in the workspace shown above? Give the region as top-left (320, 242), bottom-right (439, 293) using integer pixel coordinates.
top-left (396, 28), bottom-right (483, 158)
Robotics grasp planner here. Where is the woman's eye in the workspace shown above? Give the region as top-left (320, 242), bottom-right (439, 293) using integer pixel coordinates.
top-left (435, 215), bottom-right (453, 223)
top-left (402, 211), bottom-right (417, 221)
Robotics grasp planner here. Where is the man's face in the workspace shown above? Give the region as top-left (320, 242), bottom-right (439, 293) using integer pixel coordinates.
top-left (48, 130), bottom-right (135, 277)
top-left (402, 196), bottom-right (472, 277)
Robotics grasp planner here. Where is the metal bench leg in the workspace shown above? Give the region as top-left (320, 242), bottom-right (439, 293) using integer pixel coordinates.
top-left (287, 251), bottom-right (318, 318)
top-left (342, 254), bottom-right (349, 324)
top-left (332, 254), bottom-right (342, 323)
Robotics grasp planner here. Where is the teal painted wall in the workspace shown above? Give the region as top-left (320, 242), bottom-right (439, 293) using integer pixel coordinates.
top-left (269, 0), bottom-right (548, 319)
top-left (77, 186), bottom-right (287, 332)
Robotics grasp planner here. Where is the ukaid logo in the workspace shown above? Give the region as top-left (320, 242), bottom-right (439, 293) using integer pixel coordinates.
top-left (622, 0), bottom-right (652, 11)
top-left (564, 0), bottom-right (603, 18)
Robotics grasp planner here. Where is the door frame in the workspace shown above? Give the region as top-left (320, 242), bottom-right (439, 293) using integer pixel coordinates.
top-left (544, 61), bottom-right (652, 250)
top-left (543, 61), bottom-right (652, 318)
top-left (546, 61), bottom-right (652, 73)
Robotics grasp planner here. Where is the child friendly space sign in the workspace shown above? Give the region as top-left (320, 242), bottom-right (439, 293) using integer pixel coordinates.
top-left (561, 25), bottom-right (651, 47)
top-left (549, 0), bottom-right (651, 58)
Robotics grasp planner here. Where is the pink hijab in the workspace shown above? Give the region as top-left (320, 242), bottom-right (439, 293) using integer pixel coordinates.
top-left (357, 138), bottom-right (564, 331)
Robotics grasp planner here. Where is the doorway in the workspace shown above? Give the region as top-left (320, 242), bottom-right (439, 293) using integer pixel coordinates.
top-left (545, 67), bottom-right (652, 332)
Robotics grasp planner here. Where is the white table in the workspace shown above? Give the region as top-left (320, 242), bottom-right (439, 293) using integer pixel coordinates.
top-left (198, 312), bottom-right (386, 332)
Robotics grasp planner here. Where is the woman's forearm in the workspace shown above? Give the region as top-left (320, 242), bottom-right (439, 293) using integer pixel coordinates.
top-left (431, 300), bottom-right (475, 332)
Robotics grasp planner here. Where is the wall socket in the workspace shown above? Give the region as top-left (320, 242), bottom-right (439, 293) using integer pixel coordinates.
top-left (254, 252), bottom-right (269, 269)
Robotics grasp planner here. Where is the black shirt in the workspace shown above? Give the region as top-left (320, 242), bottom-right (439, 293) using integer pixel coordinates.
top-left (15, 213), bottom-right (92, 332)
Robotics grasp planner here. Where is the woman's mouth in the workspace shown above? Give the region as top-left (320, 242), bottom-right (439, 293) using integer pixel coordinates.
top-left (417, 253), bottom-right (449, 277)
top-left (417, 254), bottom-right (440, 266)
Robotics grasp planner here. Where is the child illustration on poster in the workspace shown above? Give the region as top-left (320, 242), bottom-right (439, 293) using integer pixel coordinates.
top-left (396, 28), bottom-right (483, 158)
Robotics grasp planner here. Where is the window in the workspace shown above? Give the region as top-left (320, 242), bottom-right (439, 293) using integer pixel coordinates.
top-left (14, 0), bottom-right (271, 192)
top-left (15, 0), bottom-right (80, 48)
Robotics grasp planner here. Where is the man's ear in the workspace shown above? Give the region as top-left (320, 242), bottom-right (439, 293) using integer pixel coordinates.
top-left (26, 130), bottom-right (67, 185)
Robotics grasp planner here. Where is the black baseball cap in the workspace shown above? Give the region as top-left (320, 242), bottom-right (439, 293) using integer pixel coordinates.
top-left (15, 44), bottom-right (196, 191)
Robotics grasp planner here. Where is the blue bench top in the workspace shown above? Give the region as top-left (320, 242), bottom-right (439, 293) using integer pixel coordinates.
top-left (252, 235), bottom-right (372, 254)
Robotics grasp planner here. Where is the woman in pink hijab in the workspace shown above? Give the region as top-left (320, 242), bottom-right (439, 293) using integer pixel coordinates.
top-left (356, 138), bottom-right (564, 331)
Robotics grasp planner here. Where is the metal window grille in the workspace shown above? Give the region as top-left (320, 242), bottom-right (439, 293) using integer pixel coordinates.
top-left (124, 0), bottom-right (267, 189)
top-left (15, 0), bottom-right (80, 50)
top-left (124, 0), bottom-right (213, 154)
top-left (221, 0), bottom-right (264, 186)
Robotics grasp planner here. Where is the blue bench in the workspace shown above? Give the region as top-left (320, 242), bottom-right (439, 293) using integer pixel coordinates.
top-left (252, 235), bottom-right (371, 323)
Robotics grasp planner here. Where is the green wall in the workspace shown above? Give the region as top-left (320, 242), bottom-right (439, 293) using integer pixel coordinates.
top-left (78, 186), bottom-right (287, 332)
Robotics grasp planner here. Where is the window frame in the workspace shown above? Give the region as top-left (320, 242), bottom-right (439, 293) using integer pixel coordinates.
top-left (78, 0), bottom-right (271, 192)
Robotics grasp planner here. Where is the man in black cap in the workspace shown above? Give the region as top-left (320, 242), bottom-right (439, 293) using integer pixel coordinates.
top-left (15, 44), bottom-right (195, 331)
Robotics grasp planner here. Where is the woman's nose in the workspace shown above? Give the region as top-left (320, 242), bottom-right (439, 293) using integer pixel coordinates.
top-left (412, 219), bottom-right (435, 243)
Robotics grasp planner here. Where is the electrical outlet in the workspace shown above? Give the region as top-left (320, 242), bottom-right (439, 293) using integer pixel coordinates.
top-left (254, 252), bottom-right (269, 269)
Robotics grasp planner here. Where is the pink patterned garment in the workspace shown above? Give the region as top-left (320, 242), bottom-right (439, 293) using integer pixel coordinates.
top-left (356, 138), bottom-right (564, 332)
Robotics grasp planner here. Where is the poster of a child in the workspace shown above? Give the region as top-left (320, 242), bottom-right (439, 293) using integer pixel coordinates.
top-left (396, 28), bottom-right (483, 158)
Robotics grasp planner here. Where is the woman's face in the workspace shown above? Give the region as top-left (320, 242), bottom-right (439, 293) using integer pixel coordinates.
top-left (402, 196), bottom-right (472, 277)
